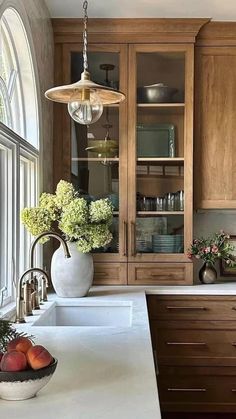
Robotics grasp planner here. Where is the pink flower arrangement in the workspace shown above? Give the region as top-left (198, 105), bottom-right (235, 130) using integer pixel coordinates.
top-left (188, 230), bottom-right (236, 266)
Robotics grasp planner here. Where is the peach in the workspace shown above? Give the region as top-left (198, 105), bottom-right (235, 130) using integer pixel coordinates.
top-left (26, 345), bottom-right (53, 370)
top-left (1, 350), bottom-right (27, 372)
top-left (7, 336), bottom-right (32, 354)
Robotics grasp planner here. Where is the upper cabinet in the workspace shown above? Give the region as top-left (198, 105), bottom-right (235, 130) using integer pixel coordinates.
top-left (194, 23), bottom-right (236, 209)
top-left (127, 44), bottom-right (194, 284)
top-left (52, 18), bottom-right (207, 285)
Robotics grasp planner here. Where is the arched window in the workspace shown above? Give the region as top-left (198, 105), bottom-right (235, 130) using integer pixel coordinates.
top-left (0, 7), bottom-right (39, 148)
top-left (0, 7), bottom-right (40, 309)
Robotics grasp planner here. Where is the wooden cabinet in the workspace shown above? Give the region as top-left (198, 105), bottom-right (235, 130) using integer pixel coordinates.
top-left (52, 19), bottom-right (207, 284)
top-left (147, 294), bottom-right (236, 412)
top-left (194, 23), bottom-right (236, 209)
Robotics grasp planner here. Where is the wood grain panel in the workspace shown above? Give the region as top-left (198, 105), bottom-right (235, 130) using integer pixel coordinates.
top-left (93, 263), bottom-right (127, 285)
top-left (194, 47), bottom-right (236, 209)
top-left (154, 328), bottom-right (236, 366)
top-left (147, 295), bottom-right (236, 320)
top-left (128, 263), bottom-right (192, 285)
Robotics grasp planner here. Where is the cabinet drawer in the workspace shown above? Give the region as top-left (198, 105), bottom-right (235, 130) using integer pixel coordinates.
top-left (158, 372), bottom-right (236, 408)
top-left (128, 263), bottom-right (192, 285)
top-left (93, 263), bottom-right (127, 285)
top-left (154, 328), bottom-right (236, 366)
top-left (147, 295), bottom-right (236, 320)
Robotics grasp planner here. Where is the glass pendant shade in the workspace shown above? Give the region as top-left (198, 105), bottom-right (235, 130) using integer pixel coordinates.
top-left (44, 1), bottom-right (125, 125)
top-left (68, 90), bottom-right (103, 125)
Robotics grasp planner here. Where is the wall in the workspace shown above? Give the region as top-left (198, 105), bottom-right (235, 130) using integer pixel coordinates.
top-left (0, 0), bottom-right (54, 193)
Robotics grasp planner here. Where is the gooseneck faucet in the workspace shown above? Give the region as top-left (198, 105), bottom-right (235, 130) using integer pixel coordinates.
top-left (29, 231), bottom-right (71, 308)
top-left (15, 268), bottom-right (50, 324)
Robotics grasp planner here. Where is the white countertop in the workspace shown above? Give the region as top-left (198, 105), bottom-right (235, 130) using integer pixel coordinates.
top-left (1, 287), bottom-right (160, 419)
top-left (2, 282), bottom-right (236, 418)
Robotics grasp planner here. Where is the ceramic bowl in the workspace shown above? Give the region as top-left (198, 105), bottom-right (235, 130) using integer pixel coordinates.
top-left (137, 83), bottom-right (178, 103)
top-left (0, 358), bottom-right (57, 401)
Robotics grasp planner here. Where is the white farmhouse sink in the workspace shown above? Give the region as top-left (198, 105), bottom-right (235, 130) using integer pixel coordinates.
top-left (32, 301), bottom-right (132, 327)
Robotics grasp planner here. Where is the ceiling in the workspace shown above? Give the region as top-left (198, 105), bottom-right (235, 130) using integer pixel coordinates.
top-left (45, 0), bottom-right (236, 21)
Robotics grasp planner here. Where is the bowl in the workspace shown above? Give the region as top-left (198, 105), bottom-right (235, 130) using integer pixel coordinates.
top-left (86, 139), bottom-right (118, 156)
top-left (137, 83), bottom-right (178, 103)
top-left (0, 358), bottom-right (57, 401)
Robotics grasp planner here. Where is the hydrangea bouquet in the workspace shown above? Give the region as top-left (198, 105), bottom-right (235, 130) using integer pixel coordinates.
top-left (21, 180), bottom-right (113, 253)
top-left (187, 230), bottom-right (236, 267)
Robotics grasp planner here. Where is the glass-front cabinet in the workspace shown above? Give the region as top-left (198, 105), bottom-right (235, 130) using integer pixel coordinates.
top-left (127, 45), bottom-right (193, 284)
top-left (62, 42), bottom-right (193, 285)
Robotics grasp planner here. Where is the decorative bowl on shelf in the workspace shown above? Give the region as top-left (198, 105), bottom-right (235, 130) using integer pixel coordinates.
top-left (137, 83), bottom-right (178, 103)
top-left (0, 358), bottom-right (58, 401)
top-left (86, 139), bottom-right (119, 158)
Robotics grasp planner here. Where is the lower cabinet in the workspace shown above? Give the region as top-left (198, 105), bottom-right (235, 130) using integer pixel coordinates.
top-left (147, 295), bottom-right (236, 413)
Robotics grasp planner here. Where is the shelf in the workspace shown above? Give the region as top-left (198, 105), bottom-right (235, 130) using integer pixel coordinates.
top-left (137, 103), bottom-right (185, 108)
top-left (137, 211), bottom-right (184, 216)
top-left (71, 157), bottom-right (119, 162)
top-left (137, 158), bottom-right (184, 166)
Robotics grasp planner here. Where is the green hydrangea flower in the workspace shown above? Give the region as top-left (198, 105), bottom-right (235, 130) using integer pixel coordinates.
top-left (21, 180), bottom-right (114, 253)
top-left (21, 208), bottom-right (52, 242)
top-left (59, 198), bottom-right (89, 239)
top-left (39, 193), bottom-right (58, 220)
top-left (89, 199), bottom-right (113, 223)
top-left (55, 180), bottom-right (76, 208)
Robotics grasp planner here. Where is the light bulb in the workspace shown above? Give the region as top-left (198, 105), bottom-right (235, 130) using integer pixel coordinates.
top-left (68, 91), bottom-right (103, 125)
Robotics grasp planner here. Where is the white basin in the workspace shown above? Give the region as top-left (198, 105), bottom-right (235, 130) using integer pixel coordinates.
top-left (32, 301), bottom-right (132, 327)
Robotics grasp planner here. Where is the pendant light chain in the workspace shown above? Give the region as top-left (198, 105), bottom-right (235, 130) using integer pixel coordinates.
top-left (83, 0), bottom-right (88, 72)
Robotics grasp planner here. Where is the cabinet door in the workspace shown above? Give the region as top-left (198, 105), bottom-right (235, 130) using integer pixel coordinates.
top-left (127, 44), bottom-right (193, 274)
top-left (57, 44), bottom-right (128, 272)
top-left (195, 47), bottom-right (236, 209)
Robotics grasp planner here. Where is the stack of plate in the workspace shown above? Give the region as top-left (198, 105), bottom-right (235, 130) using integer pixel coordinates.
top-left (152, 234), bottom-right (184, 253)
top-left (136, 238), bottom-right (152, 253)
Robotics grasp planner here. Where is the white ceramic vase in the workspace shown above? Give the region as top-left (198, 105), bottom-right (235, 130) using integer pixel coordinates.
top-left (51, 242), bottom-right (94, 297)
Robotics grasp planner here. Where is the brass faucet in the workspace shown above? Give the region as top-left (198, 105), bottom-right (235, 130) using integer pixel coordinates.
top-left (29, 231), bottom-right (71, 308)
top-left (15, 268), bottom-right (50, 323)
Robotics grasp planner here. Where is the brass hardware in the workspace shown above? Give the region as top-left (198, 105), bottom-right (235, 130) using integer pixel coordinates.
top-left (123, 221), bottom-right (128, 256)
top-left (166, 342), bottom-right (206, 346)
top-left (40, 275), bottom-right (48, 302)
top-left (95, 272), bottom-right (108, 278)
top-left (29, 231), bottom-right (71, 307)
top-left (15, 268), bottom-right (50, 324)
top-left (168, 388), bottom-right (206, 392)
top-left (131, 221), bottom-right (136, 256)
top-left (166, 306), bottom-right (207, 311)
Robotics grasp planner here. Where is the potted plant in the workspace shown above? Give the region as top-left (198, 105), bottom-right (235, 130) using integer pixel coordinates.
top-left (187, 230), bottom-right (236, 284)
top-left (21, 180), bottom-right (113, 297)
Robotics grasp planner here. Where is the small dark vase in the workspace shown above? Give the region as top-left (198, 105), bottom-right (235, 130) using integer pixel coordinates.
top-left (199, 262), bottom-right (217, 284)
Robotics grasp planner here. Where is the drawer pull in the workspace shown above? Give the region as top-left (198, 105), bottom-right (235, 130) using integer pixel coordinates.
top-left (95, 272), bottom-right (109, 278)
top-left (166, 306), bottom-right (207, 311)
top-left (168, 388), bottom-right (206, 392)
top-left (166, 342), bottom-right (206, 346)
top-left (232, 389), bottom-right (236, 392)
top-left (232, 343), bottom-right (236, 347)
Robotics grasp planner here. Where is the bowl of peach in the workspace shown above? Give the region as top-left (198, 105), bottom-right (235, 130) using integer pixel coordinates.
top-left (0, 337), bottom-right (57, 400)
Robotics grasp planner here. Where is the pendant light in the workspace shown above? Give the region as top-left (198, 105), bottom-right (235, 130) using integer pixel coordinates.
top-left (45, 1), bottom-right (125, 125)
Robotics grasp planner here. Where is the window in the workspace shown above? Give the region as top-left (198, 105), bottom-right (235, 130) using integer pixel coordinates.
top-left (0, 8), bottom-right (39, 308)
